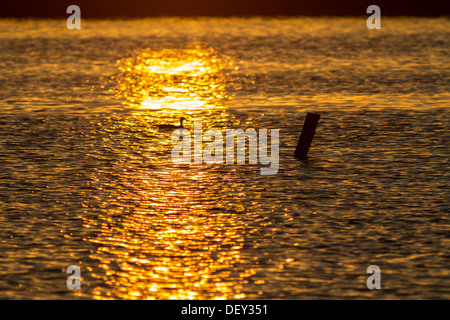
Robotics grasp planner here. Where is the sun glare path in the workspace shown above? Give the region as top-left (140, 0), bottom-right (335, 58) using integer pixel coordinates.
top-left (114, 48), bottom-right (231, 110)
top-left (82, 48), bottom-right (252, 300)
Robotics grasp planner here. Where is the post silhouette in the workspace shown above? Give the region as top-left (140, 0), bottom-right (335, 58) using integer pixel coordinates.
top-left (294, 113), bottom-right (320, 160)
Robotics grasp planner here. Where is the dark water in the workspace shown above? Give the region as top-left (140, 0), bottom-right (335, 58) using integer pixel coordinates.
top-left (0, 17), bottom-right (448, 299)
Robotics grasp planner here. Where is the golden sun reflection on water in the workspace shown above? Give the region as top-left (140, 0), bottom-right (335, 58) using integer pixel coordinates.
top-left (114, 47), bottom-right (231, 110)
top-left (84, 166), bottom-right (249, 299)
top-left (83, 48), bottom-right (252, 299)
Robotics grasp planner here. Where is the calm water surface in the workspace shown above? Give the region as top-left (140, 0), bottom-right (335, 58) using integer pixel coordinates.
top-left (0, 17), bottom-right (449, 299)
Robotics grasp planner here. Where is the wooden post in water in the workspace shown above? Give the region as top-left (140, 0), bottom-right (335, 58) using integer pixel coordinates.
top-left (294, 113), bottom-right (320, 160)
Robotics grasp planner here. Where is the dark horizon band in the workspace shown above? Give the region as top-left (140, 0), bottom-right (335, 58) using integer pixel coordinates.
top-left (1, 0), bottom-right (448, 18)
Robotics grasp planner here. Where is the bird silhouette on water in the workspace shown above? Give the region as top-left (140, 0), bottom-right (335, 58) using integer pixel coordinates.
top-left (157, 117), bottom-right (187, 130)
